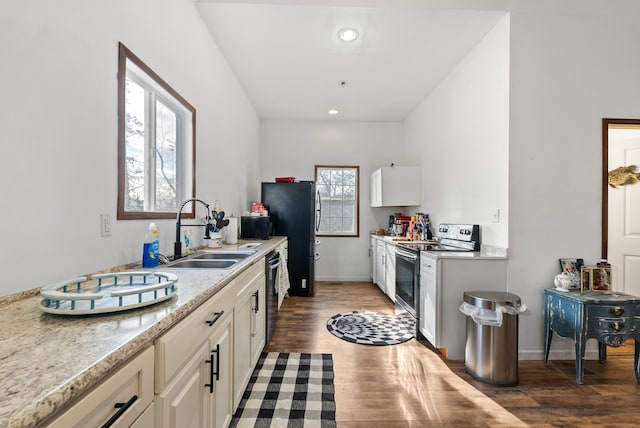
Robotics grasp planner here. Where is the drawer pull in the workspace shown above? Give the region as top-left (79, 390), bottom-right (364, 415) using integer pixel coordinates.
top-left (608, 322), bottom-right (625, 332)
top-left (205, 310), bottom-right (224, 327)
top-left (608, 307), bottom-right (625, 316)
top-left (101, 395), bottom-right (138, 428)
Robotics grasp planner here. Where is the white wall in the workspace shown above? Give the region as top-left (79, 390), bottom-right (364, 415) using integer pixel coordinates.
top-left (507, 3), bottom-right (640, 358)
top-left (404, 1), bottom-right (640, 360)
top-left (260, 119), bottom-right (409, 281)
top-left (0, 0), bottom-right (259, 296)
top-left (404, 13), bottom-right (510, 248)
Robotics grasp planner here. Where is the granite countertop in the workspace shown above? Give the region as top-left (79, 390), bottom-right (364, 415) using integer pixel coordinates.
top-left (0, 237), bottom-right (285, 428)
top-left (372, 234), bottom-right (509, 259)
top-left (421, 246), bottom-right (508, 260)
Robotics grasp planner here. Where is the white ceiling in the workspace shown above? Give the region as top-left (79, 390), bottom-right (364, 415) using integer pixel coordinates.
top-left (195, 1), bottom-right (506, 122)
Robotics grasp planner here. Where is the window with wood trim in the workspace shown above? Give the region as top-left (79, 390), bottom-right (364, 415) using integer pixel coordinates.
top-left (315, 165), bottom-right (360, 237)
top-left (117, 42), bottom-right (196, 220)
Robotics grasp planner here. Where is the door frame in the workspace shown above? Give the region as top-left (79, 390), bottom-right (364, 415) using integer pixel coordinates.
top-left (601, 118), bottom-right (640, 259)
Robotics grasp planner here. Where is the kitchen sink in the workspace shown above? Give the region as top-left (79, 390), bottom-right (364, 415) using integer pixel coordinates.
top-left (192, 250), bottom-right (255, 260)
top-left (164, 259), bottom-right (238, 269)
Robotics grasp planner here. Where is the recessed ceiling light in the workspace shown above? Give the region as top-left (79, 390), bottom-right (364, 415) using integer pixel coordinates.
top-left (337, 28), bottom-right (358, 42)
top-left (328, 109), bottom-right (339, 115)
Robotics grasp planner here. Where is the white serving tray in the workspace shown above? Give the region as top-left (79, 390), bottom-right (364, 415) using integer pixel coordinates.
top-left (40, 271), bottom-right (178, 315)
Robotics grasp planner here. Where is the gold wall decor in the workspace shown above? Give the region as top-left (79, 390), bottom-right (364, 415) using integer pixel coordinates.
top-left (608, 165), bottom-right (640, 188)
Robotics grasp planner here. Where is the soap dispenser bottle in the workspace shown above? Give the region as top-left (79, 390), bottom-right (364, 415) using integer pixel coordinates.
top-left (142, 222), bottom-right (159, 268)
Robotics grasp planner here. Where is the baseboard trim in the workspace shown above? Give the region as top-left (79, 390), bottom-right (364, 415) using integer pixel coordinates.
top-left (316, 277), bottom-right (372, 282)
top-left (519, 349), bottom-right (602, 361)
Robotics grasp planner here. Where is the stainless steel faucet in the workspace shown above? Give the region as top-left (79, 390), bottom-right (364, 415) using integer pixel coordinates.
top-left (174, 198), bottom-right (214, 260)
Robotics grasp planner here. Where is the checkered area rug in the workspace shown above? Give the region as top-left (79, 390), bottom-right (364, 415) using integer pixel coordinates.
top-left (230, 352), bottom-right (336, 428)
top-left (326, 311), bottom-right (415, 346)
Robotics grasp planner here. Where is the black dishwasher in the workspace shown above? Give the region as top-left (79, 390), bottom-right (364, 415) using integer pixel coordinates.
top-left (265, 251), bottom-right (281, 343)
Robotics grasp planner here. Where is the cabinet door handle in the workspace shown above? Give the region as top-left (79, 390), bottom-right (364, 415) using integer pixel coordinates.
top-left (100, 395), bottom-right (138, 428)
top-left (251, 291), bottom-right (259, 337)
top-left (205, 354), bottom-right (214, 393)
top-left (609, 307), bottom-right (625, 316)
top-left (253, 290), bottom-right (259, 313)
top-left (213, 344), bottom-right (220, 383)
top-left (205, 344), bottom-right (220, 394)
top-left (205, 311), bottom-right (224, 327)
top-left (608, 322), bottom-right (625, 332)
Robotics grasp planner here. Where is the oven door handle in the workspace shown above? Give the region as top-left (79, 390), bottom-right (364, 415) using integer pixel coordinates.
top-left (396, 249), bottom-right (418, 261)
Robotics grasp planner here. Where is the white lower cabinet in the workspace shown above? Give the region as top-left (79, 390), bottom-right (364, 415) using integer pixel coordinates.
top-left (155, 269), bottom-right (240, 428)
top-left (370, 237), bottom-right (377, 283)
top-left (385, 243), bottom-right (396, 301)
top-left (46, 347), bottom-right (154, 428)
top-left (164, 318), bottom-right (232, 428)
top-left (210, 316), bottom-right (234, 428)
top-left (233, 262), bottom-right (266, 409)
top-left (419, 254), bottom-right (508, 360)
top-left (375, 240), bottom-right (386, 293)
top-left (155, 342), bottom-right (209, 427)
top-left (419, 254), bottom-right (437, 345)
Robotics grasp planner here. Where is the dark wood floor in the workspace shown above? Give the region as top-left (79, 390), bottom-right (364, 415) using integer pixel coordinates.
top-left (265, 281), bottom-right (640, 427)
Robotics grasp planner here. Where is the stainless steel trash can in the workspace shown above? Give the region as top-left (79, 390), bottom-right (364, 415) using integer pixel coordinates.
top-left (463, 291), bottom-right (521, 386)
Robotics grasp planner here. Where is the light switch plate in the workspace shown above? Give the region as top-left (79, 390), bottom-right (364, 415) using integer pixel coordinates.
top-left (101, 214), bottom-right (112, 237)
top-left (492, 209), bottom-right (500, 223)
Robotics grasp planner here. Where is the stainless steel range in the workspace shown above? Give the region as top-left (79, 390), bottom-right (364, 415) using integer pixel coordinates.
top-left (395, 224), bottom-right (480, 337)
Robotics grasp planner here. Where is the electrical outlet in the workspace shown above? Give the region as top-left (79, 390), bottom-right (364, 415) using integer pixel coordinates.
top-left (101, 214), bottom-right (112, 237)
top-left (492, 209), bottom-right (500, 223)
top-left (301, 279), bottom-right (307, 289)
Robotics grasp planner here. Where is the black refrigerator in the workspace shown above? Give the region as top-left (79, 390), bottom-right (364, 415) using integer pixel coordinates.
top-left (262, 181), bottom-right (317, 296)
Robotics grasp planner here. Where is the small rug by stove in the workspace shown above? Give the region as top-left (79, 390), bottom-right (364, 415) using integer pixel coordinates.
top-left (326, 311), bottom-right (415, 346)
top-left (230, 352), bottom-right (336, 428)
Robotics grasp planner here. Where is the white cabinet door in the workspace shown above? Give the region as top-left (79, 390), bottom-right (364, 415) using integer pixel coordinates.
top-left (370, 167), bottom-right (421, 207)
top-left (233, 263), bottom-right (265, 409)
top-left (385, 243), bottom-right (396, 302)
top-left (419, 255), bottom-right (437, 346)
top-left (233, 290), bottom-right (252, 406)
top-left (210, 314), bottom-right (233, 428)
top-left (251, 281), bottom-right (266, 366)
top-left (370, 237), bottom-right (377, 283)
top-left (155, 310), bottom-right (233, 428)
top-left (375, 240), bottom-right (386, 293)
top-left (155, 279), bottom-right (235, 428)
top-left (155, 343), bottom-right (210, 428)
top-left (370, 168), bottom-right (382, 207)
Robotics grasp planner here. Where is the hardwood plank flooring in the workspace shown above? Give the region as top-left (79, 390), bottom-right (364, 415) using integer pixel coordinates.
top-left (265, 281), bottom-right (640, 427)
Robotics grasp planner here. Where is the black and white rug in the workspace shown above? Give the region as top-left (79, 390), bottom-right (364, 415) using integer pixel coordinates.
top-left (230, 352), bottom-right (336, 428)
top-left (326, 311), bottom-right (415, 346)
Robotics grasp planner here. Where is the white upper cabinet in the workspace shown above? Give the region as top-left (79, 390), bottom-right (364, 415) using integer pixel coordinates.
top-left (370, 166), bottom-right (421, 207)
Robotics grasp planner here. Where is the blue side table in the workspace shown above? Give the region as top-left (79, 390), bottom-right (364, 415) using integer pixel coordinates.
top-left (543, 288), bottom-right (640, 384)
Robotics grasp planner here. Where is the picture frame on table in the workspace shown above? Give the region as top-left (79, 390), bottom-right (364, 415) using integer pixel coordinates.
top-left (559, 258), bottom-right (584, 290)
top-left (591, 267), bottom-right (612, 292)
top-left (580, 267), bottom-right (592, 293)
top-left (580, 266), bottom-right (613, 292)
